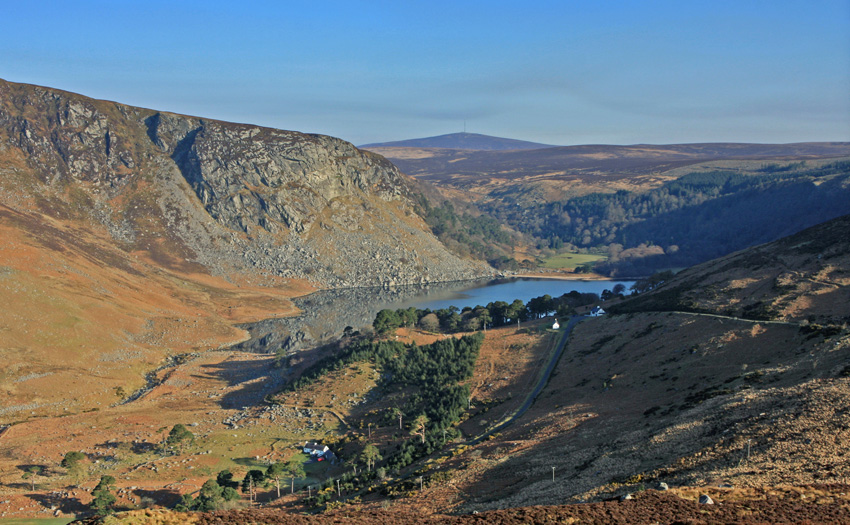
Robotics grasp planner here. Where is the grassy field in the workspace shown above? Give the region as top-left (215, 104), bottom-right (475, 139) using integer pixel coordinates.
top-left (0, 518), bottom-right (74, 525)
top-left (540, 253), bottom-right (606, 270)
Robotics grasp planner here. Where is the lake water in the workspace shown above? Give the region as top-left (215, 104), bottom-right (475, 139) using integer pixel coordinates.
top-left (235, 277), bottom-right (633, 354)
top-left (388, 277), bottom-right (635, 312)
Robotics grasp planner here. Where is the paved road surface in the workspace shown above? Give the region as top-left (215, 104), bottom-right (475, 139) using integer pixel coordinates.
top-left (468, 315), bottom-right (586, 445)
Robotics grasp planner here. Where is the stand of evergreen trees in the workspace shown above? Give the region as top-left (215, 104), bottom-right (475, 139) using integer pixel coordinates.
top-left (372, 291), bottom-right (600, 337)
top-left (283, 334), bottom-right (482, 434)
top-left (276, 332), bottom-right (484, 499)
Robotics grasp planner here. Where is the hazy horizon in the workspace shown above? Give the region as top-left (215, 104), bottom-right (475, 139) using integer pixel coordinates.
top-left (3, 1), bottom-right (849, 146)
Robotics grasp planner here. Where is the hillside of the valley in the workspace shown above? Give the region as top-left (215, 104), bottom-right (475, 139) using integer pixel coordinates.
top-left (51, 215), bottom-right (848, 524)
top-left (444, 215), bottom-right (850, 512)
top-left (0, 79), bottom-right (490, 422)
top-left (610, 214), bottom-right (850, 322)
top-left (0, 79), bottom-right (488, 289)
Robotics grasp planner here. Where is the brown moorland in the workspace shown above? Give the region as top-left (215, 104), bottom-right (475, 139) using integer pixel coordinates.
top-left (367, 142), bottom-right (850, 198)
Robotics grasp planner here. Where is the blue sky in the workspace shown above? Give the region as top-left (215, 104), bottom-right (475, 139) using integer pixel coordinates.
top-left (3, 1), bottom-right (849, 145)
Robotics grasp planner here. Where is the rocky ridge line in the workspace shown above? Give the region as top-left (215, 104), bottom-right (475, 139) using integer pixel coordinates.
top-left (0, 78), bottom-right (491, 288)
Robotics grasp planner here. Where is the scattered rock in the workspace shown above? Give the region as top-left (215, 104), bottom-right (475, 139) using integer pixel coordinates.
top-left (699, 494), bottom-right (714, 505)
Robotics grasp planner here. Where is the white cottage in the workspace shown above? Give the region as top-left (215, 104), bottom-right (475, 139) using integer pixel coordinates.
top-left (552, 320), bottom-right (560, 329)
top-left (304, 441), bottom-right (329, 456)
top-left (589, 306), bottom-right (606, 317)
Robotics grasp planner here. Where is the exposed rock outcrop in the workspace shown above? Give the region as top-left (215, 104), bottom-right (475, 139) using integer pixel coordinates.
top-left (0, 78), bottom-right (490, 287)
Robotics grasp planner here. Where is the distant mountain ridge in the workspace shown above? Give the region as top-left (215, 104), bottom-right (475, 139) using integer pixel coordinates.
top-left (376, 141), bottom-right (850, 184)
top-left (361, 132), bottom-right (557, 151)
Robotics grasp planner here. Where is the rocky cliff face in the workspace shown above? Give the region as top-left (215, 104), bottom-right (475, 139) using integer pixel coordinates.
top-left (0, 79), bottom-right (489, 287)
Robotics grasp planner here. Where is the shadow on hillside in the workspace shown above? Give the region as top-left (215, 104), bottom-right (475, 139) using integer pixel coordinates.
top-left (199, 343), bottom-right (339, 410)
top-left (230, 456), bottom-right (273, 468)
top-left (131, 441), bottom-right (158, 454)
top-left (196, 357), bottom-right (280, 410)
top-left (133, 487), bottom-right (182, 508)
top-left (15, 462), bottom-right (50, 473)
top-left (4, 482), bottom-right (34, 490)
top-left (28, 490), bottom-right (87, 514)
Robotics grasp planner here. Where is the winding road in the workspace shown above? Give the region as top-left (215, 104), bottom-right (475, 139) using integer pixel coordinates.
top-left (468, 315), bottom-right (586, 445)
top-left (663, 310), bottom-right (799, 327)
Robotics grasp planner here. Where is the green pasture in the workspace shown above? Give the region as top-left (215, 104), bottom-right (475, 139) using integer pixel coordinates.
top-left (0, 518), bottom-right (74, 525)
top-left (540, 253), bottom-right (606, 270)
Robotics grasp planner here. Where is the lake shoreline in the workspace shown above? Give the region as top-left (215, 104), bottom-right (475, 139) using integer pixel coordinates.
top-left (512, 271), bottom-right (614, 282)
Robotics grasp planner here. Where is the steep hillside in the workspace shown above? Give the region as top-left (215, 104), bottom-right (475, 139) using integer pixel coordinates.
top-left (0, 78), bottom-right (487, 288)
top-left (361, 132), bottom-right (555, 151)
top-left (0, 201), bottom-right (310, 417)
top-left (0, 79), bottom-right (487, 421)
top-left (611, 214), bottom-right (850, 323)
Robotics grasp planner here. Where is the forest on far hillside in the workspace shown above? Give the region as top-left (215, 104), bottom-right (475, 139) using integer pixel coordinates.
top-left (472, 161), bottom-right (850, 277)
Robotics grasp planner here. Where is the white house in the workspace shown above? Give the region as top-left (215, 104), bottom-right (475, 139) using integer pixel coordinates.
top-left (303, 441), bottom-right (329, 456)
top-left (552, 320), bottom-right (560, 330)
top-left (589, 306), bottom-right (606, 317)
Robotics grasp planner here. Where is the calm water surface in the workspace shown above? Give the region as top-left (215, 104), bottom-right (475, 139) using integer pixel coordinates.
top-left (236, 277), bottom-right (633, 354)
top-left (389, 277), bottom-right (635, 311)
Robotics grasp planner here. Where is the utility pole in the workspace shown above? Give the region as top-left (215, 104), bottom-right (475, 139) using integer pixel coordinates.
top-left (552, 466), bottom-right (556, 482)
top-left (336, 479), bottom-right (341, 497)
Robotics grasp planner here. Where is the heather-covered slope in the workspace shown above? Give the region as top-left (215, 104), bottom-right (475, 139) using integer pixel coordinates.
top-left (57, 223), bottom-right (850, 521)
top-left (610, 214), bottom-right (850, 323)
top-left (2, 218), bottom-right (848, 521)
